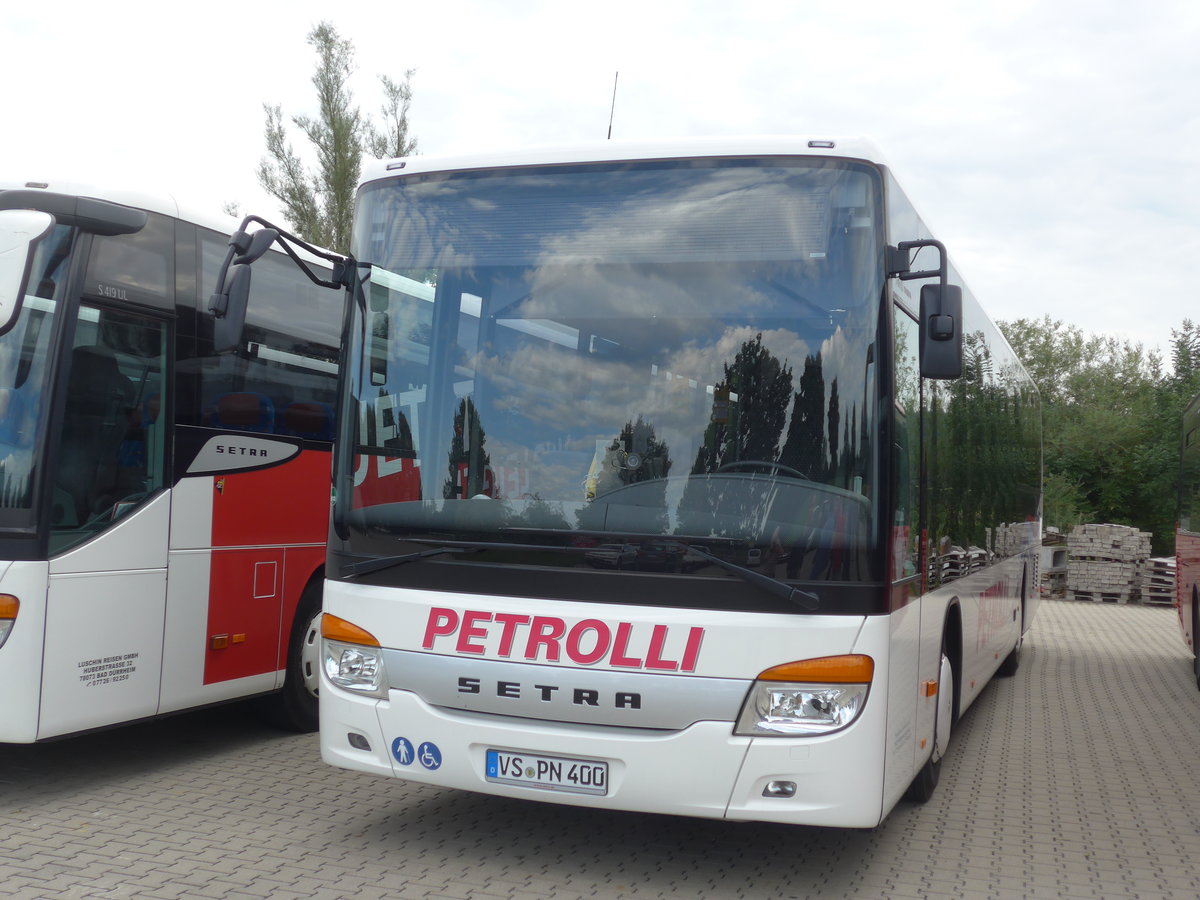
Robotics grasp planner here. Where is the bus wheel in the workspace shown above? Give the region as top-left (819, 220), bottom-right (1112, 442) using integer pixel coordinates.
top-left (997, 616), bottom-right (1022, 677)
top-left (905, 638), bottom-right (954, 803)
top-left (998, 571), bottom-right (1027, 678)
top-left (259, 580), bottom-right (322, 733)
top-left (1192, 589), bottom-right (1200, 691)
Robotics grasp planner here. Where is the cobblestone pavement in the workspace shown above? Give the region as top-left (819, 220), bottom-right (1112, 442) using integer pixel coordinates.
top-left (3, 599), bottom-right (1200, 899)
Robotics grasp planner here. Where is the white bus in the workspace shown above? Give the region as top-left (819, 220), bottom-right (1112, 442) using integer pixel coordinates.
top-left (223, 137), bottom-right (1042, 827)
top-left (0, 181), bottom-right (342, 741)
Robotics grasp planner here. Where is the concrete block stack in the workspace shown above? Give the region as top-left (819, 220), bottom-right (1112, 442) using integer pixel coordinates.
top-left (1041, 531), bottom-right (1068, 597)
top-left (994, 522), bottom-right (1037, 558)
top-left (1066, 523), bottom-right (1153, 603)
top-left (1142, 557), bottom-right (1177, 606)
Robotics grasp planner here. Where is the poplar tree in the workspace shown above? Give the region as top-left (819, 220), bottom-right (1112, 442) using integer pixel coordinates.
top-left (258, 21), bottom-right (417, 254)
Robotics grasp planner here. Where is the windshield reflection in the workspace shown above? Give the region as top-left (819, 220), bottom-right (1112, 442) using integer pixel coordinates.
top-left (344, 158), bottom-right (883, 581)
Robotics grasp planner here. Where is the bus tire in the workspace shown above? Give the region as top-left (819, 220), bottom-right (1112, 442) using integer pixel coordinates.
top-left (1192, 588), bottom-right (1200, 691)
top-left (905, 632), bottom-right (955, 803)
top-left (260, 579), bottom-right (322, 732)
top-left (997, 569), bottom-right (1027, 678)
top-left (997, 609), bottom-right (1023, 677)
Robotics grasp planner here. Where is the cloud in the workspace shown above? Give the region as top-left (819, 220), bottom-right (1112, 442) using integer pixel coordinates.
top-left (3, 0), bottom-right (1197, 358)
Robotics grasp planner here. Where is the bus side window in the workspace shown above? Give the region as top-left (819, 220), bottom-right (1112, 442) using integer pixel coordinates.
top-left (893, 305), bottom-right (920, 581)
top-left (50, 306), bottom-right (167, 553)
top-left (210, 392), bottom-right (276, 433)
top-left (193, 228), bottom-right (340, 441)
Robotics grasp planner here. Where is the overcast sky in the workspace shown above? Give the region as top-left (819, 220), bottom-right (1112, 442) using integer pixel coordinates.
top-left (3, 0), bottom-right (1197, 358)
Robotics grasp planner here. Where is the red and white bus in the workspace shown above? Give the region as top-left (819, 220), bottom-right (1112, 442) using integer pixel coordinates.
top-left (0, 180), bottom-right (341, 742)
top-left (224, 137), bottom-right (1043, 827)
top-left (1176, 393), bottom-right (1200, 686)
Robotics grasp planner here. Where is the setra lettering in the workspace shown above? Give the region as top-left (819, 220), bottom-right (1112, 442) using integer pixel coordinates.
top-left (456, 676), bottom-right (642, 709)
top-left (215, 444), bottom-right (269, 457)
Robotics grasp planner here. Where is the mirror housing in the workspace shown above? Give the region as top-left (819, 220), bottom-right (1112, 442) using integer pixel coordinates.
top-left (919, 284), bottom-right (963, 379)
top-left (890, 239), bottom-right (965, 380)
top-left (211, 263), bottom-right (252, 354)
top-left (208, 227), bottom-right (279, 354)
top-left (0, 209), bottom-right (55, 336)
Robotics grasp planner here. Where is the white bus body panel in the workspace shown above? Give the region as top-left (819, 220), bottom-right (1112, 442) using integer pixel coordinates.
top-left (322, 581), bottom-right (865, 678)
top-left (167, 475), bottom-right (214, 552)
top-left (0, 560), bottom-right (51, 742)
top-left (320, 582), bottom-right (917, 828)
top-left (361, 137), bottom-right (890, 189)
top-left (882, 598), bottom-right (922, 813)
top-left (47, 491), bottom-right (170, 575)
top-left (38, 493), bottom-right (170, 739)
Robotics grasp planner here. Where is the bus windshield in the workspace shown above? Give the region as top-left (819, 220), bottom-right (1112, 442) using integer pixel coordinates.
top-left (344, 157), bottom-right (885, 584)
top-left (0, 221), bottom-right (72, 528)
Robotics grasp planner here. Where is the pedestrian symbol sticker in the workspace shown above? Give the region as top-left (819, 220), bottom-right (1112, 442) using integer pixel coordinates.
top-left (418, 742), bottom-right (442, 770)
top-left (391, 737), bottom-right (415, 766)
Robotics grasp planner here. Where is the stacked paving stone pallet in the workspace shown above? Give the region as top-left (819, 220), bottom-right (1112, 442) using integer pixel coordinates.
top-left (1041, 531), bottom-right (1068, 597)
top-left (992, 522), bottom-right (1036, 558)
top-left (1142, 557), bottom-right (1177, 606)
top-left (1066, 523), bottom-right (1153, 604)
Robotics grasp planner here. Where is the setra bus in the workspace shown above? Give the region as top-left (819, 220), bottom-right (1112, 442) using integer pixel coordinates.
top-left (1176, 392), bottom-right (1200, 687)
top-left (217, 137), bottom-right (1043, 828)
top-left (0, 180), bottom-right (342, 741)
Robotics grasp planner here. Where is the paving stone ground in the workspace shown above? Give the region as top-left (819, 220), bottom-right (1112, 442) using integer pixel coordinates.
top-left (3, 599), bottom-right (1200, 899)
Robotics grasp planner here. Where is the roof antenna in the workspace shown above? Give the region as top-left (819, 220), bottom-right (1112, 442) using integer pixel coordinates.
top-left (607, 71), bottom-right (619, 140)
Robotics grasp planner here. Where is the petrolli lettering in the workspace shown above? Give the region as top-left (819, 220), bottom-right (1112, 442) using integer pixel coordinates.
top-left (426, 607), bottom-right (705, 672)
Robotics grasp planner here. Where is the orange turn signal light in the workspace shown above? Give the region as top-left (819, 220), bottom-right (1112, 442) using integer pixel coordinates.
top-left (321, 613), bottom-right (381, 647)
top-left (0, 594), bottom-right (18, 619)
top-left (756, 654), bottom-right (875, 684)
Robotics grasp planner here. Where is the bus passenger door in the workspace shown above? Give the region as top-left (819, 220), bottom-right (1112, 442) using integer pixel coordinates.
top-left (40, 307), bottom-right (169, 739)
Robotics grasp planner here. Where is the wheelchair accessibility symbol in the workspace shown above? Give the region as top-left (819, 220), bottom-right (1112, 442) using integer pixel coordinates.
top-left (418, 742), bottom-right (442, 770)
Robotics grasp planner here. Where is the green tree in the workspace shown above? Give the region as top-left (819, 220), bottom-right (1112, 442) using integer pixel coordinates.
top-left (1168, 319), bottom-right (1200, 399)
top-left (678, 334), bottom-right (794, 537)
top-left (999, 316), bottom-right (1178, 552)
top-left (258, 21), bottom-right (417, 253)
top-left (444, 397), bottom-right (492, 500)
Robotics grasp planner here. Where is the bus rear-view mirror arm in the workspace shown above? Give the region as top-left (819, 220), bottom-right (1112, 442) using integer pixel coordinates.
top-left (208, 215), bottom-right (352, 354)
top-left (888, 239), bottom-right (963, 380)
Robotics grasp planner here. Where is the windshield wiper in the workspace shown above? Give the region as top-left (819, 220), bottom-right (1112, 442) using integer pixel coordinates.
top-left (684, 546), bottom-right (819, 612)
top-left (341, 540), bottom-right (819, 612)
top-left (340, 539), bottom-right (587, 578)
top-left (341, 546), bottom-right (474, 578)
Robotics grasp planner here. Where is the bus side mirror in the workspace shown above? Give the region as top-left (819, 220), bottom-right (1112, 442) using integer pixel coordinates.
top-left (208, 227), bottom-right (278, 354)
top-left (919, 283), bottom-right (963, 380)
top-left (210, 263), bottom-right (252, 354)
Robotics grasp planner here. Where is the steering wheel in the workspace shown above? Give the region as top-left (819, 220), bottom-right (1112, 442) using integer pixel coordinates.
top-left (715, 460), bottom-right (810, 480)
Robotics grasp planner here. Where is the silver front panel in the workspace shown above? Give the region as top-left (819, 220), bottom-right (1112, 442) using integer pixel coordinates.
top-left (382, 649), bottom-right (750, 730)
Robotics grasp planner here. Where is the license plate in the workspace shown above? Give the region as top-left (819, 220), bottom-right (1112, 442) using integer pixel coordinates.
top-left (485, 749), bottom-right (608, 796)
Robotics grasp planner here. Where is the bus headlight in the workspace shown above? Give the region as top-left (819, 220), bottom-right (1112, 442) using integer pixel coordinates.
top-left (734, 655), bottom-right (873, 737)
top-left (0, 594), bottom-right (18, 650)
top-left (321, 614), bottom-right (388, 699)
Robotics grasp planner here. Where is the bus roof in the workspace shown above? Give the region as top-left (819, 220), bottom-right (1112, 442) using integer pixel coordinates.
top-left (0, 178), bottom-right (332, 267)
top-left (359, 135), bottom-right (890, 188)
top-left (0, 178), bottom-right (240, 238)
